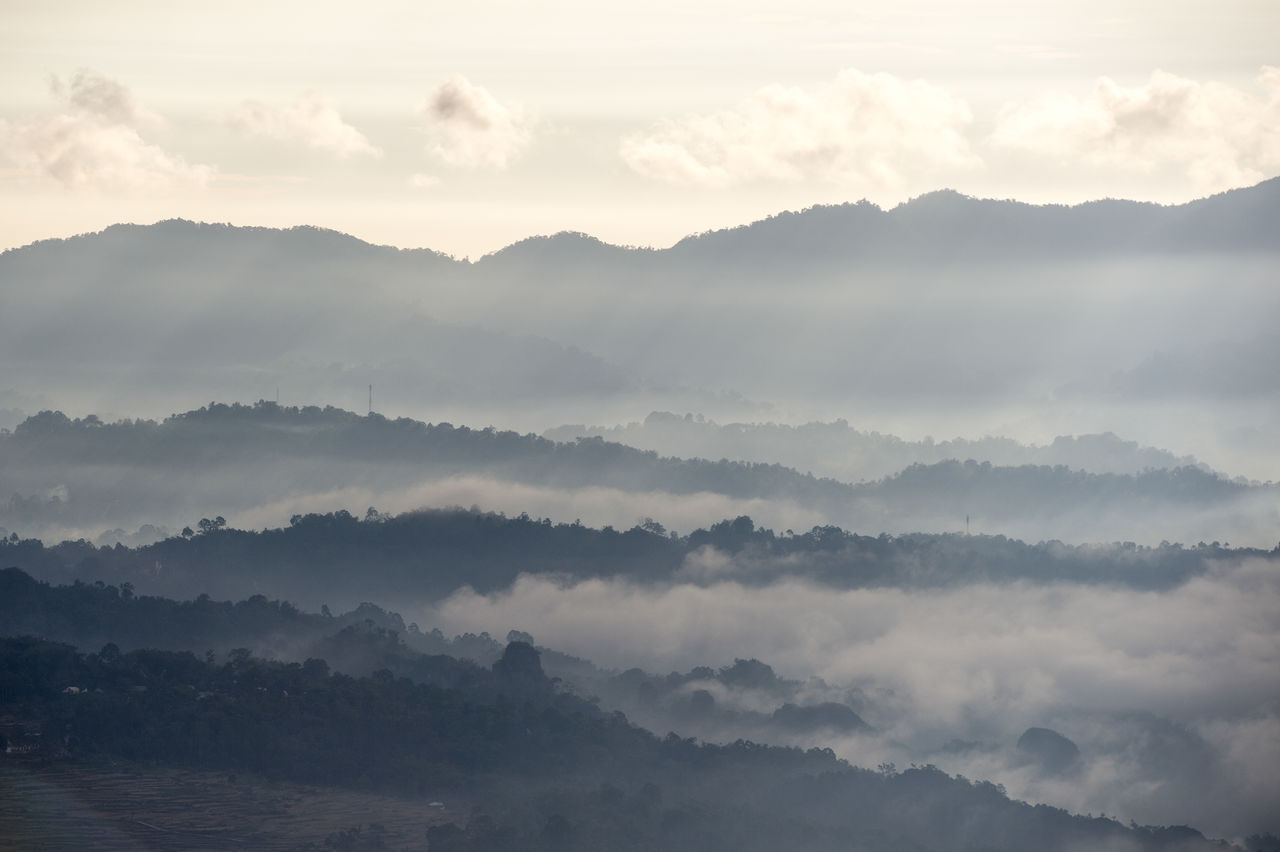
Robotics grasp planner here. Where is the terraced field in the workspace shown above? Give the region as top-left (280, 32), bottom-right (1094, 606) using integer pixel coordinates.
top-left (0, 758), bottom-right (463, 850)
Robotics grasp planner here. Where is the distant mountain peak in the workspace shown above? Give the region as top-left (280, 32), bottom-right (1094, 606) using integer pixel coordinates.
top-left (477, 229), bottom-right (641, 267)
top-left (4, 177), bottom-right (1277, 271)
top-left (2, 217), bottom-right (455, 263)
top-left (894, 187), bottom-right (973, 206)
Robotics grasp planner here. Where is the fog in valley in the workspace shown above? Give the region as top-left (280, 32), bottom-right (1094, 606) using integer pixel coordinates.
top-left (4, 509), bottom-right (1277, 840)
top-left (425, 559), bottom-right (1279, 838)
top-left (2, 182), bottom-right (1279, 850)
top-left (5, 4), bottom-right (1280, 847)
top-left (1, 403), bottom-right (1276, 550)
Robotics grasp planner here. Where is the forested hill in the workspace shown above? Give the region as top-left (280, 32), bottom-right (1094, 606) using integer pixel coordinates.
top-left (0, 634), bottom-right (1236, 852)
top-left (0, 566), bottom-right (870, 745)
top-left (0, 565), bottom-right (508, 679)
top-left (0, 402), bottom-right (853, 519)
top-left (658, 177), bottom-right (1280, 267)
top-left (4, 404), bottom-right (837, 497)
top-left (7, 178), bottom-right (1275, 277)
top-left (3, 402), bottom-right (1273, 549)
top-left (4, 508), bottom-right (1273, 609)
top-left (2, 402), bottom-right (1273, 551)
top-left (1, 563), bottom-right (1259, 852)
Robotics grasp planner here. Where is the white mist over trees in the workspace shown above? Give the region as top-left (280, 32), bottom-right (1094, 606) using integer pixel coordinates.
top-left (2, 183), bottom-right (1279, 849)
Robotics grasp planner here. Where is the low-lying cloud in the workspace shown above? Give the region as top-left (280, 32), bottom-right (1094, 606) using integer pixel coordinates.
top-left (220, 475), bottom-right (825, 542)
top-left (620, 68), bottom-right (978, 188)
top-left (424, 559), bottom-right (1280, 838)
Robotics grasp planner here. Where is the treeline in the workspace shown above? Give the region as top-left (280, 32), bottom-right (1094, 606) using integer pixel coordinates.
top-left (0, 565), bottom-right (607, 688)
top-left (0, 566), bottom-right (500, 676)
top-left (4, 508), bottom-right (1271, 610)
top-left (0, 635), bottom-right (1237, 852)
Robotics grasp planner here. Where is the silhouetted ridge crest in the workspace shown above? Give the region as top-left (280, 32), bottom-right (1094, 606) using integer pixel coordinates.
top-left (5, 178), bottom-right (1276, 265)
top-left (3, 402), bottom-right (1268, 552)
top-left (664, 179), bottom-right (1280, 264)
top-left (477, 230), bottom-right (642, 267)
top-left (668, 199), bottom-right (889, 260)
top-left (4, 218), bottom-right (456, 265)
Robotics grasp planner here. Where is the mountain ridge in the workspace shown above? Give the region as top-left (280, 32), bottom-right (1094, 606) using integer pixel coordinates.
top-left (5, 176), bottom-right (1276, 262)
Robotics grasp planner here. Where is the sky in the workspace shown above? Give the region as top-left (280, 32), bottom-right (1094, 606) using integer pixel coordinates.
top-left (1, 0), bottom-right (1277, 258)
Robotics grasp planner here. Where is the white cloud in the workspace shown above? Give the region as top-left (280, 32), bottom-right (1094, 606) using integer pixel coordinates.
top-left (0, 71), bottom-right (211, 191)
top-left (428, 564), bottom-right (1280, 727)
top-left (991, 67), bottom-right (1280, 191)
top-left (619, 68), bottom-right (979, 189)
top-left (421, 75), bottom-right (531, 169)
top-left (228, 92), bottom-right (381, 158)
top-left (425, 558), bottom-right (1280, 836)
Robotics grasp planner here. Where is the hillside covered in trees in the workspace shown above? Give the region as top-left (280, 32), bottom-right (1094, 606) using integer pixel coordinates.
top-left (0, 618), bottom-right (1255, 852)
top-left (2, 507), bottom-right (1269, 609)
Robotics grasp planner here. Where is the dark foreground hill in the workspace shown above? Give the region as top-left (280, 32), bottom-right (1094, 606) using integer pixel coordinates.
top-left (0, 632), bottom-right (1241, 852)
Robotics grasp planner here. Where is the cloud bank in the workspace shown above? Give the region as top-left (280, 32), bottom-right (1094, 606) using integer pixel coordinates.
top-left (620, 68), bottom-right (978, 188)
top-left (424, 559), bottom-right (1280, 837)
top-left (0, 71), bottom-right (212, 191)
top-left (619, 65), bottom-right (1280, 198)
top-left (422, 75), bottom-right (531, 169)
top-left (992, 67), bottom-right (1280, 190)
top-left (228, 92), bottom-right (381, 158)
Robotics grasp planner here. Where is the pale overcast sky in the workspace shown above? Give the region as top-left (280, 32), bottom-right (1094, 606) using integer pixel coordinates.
top-left (1, 0), bottom-right (1276, 257)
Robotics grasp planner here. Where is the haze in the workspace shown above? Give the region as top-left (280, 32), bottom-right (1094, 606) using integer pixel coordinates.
top-left (1, 3), bottom-right (1278, 850)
